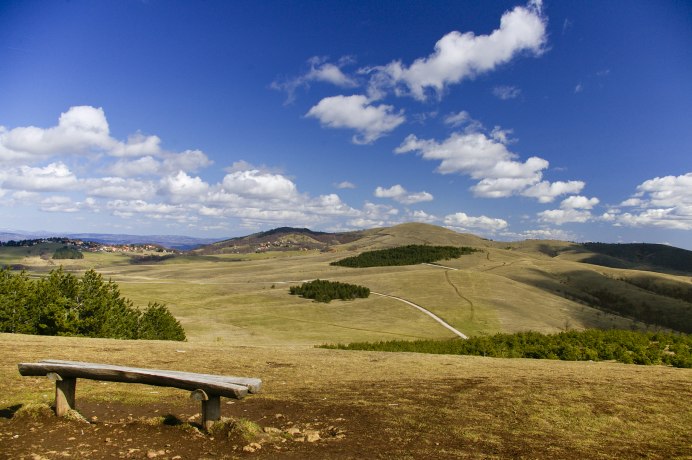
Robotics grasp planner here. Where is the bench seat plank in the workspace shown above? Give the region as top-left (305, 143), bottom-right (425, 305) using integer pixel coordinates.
top-left (18, 360), bottom-right (260, 399)
top-left (38, 360), bottom-right (262, 393)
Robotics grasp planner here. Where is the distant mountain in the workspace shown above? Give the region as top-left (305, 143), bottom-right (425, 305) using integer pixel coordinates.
top-left (0, 231), bottom-right (219, 251)
top-left (194, 226), bottom-right (364, 254)
top-left (193, 223), bottom-right (494, 255)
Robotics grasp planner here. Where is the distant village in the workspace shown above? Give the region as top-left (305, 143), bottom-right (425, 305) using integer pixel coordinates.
top-left (0, 237), bottom-right (179, 254)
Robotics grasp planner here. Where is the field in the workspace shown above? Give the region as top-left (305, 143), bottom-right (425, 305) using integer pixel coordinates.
top-left (1, 224), bottom-right (691, 458)
top-left (2, 334), bottom-right (691, 459)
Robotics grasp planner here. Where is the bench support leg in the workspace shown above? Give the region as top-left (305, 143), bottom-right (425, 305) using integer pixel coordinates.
top-left (54, 378), bottom-right (76, 416)
top-left (201, 395), bottom-right (221, 431)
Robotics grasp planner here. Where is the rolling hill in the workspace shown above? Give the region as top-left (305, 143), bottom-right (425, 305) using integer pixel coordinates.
top-left (2, 222), bottom-right (691, 336)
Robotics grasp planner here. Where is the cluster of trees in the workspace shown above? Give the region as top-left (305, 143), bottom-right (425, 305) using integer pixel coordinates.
top-left (0, 267), bottom-right (185, 341)
top-left (321, 329), bottom-right (691, 368)
top-left (584, 287), bottom-right (692, 333)
top-left (289, 279), bottom-right (370, 303)
top-left (582, 242), bottom-right (692, 273)
top-left (619, 275), bottom-right (692, 303)
top-left (52, 246), bottom-right (84, 259)
top-left (331, 245), bottom-right (478, 268)
top-left (1, 237), bottom-right (78, 247)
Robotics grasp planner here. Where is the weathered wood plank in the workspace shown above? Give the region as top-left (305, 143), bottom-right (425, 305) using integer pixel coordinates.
top-left (39, 360), bottom-right (262, 393)
top-left (201, 395), bottom-right (221, 430)
top-left (55, 378), bottom-right (76, 416)
top-left (18, 361), bottom-right (256, 399)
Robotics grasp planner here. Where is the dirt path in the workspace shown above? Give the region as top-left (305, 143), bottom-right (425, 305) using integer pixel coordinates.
top-left (372, 292), bottom-right (468, 339)
top-left (444, 271), bottom-right (475, 322)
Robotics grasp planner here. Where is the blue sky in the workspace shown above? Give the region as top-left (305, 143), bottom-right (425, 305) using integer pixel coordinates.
top-left (1, 0), bottom-right (691, 249)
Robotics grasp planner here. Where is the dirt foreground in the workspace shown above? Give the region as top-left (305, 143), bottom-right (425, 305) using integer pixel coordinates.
top-left (1, 334), bottom-right (691, 459)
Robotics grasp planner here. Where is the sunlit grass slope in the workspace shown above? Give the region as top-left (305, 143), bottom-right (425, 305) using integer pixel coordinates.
top-left (2, 223), bottom-right (691, 345)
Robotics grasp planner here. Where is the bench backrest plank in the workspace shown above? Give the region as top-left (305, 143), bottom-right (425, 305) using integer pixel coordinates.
top-left (18, 360), bottom-right (261, 399)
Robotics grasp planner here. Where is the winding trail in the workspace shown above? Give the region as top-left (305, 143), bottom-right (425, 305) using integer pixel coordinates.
top-left (444, 271), bottom-right (475, 322)
top-left (372, 292), bottom-right (468, 339)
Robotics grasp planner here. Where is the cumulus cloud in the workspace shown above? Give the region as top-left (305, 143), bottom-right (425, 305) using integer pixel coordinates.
top-left (0, 106), bottom-right (112, 161)
top-left (395, 119), bottom-right (582, 202)
top-left (365, 1), bottom-right (546, 100)
top-left (0, 106), bottom-right (211, 171)
top-left (538, 208), bottom-right (593, 225)
top-left (374, 184), bottom-right (433, 204)
top-left (560, 195), bottom-right (599, 209)
top-left (272, 56), bottom-right (357, 104)
top-left (160, 171), bottom-right (210, 203)
top-left (3, 162), bottom-right (80, 192)
top-left (85, 177), bottom-right (156, 200)
top-left (444, 212), bottom-right (508, 232)
top-left (0, 107), bottom-right (389, 231)
top-left (221, 168), bottom-right (298, 199)
top-left (521, 180), bottom-right (585, 203)
top-left (407, 210), bottom-right (438, 223)
top-left (39, 196), bottom-right (98, 213)
top-left (536, 195), bottom-right (600, 225)
top-left (612, 173), bottom-right (692, 230)
top-left (306, 95), bottom-right (405, 144)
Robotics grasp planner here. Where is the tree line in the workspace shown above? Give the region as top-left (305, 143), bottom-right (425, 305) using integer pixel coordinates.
top-left (320, 329), bottom-right (691, 368)
top-left (289, 279), bottom-right (370, 303)
top-left (52, 246), bottom-right (84, 259)
top-left (0, 267), bottom-right (185, 341)
top-left (331, 245), bottom-right (478, 268)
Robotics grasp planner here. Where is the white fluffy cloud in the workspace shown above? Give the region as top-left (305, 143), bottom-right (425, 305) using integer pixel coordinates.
top-left (521, 181), bottom-right (586, 203)
top-left (536, 195), bottom-right (600, 225)
top-left (395, 122), bottom-right (582, 202)
top-left (374, 184), bottom-right (433, 204)
top-left (3, 162), bottom-right (80, 192)
top-left (444, 212), bottom-right (508, 232)
top-left (0, 106), bottom-right (168, 163)
top-left (160, 171), bottom-right (210, 203)
top-left (561, 195), bottom-right (599, 209)
top-left (85, 177), bottom-right (156, 200)
top-left (221, 169), bottom-right (298, 199)
top-left (366, 1), bottom-right (546, 100)
top-left (306, 95), bottom-right (405, 144)
top-left (0, 106), bottom-right (112, 161)
top-left (538, 208), bottom-right (593, 225)
top-left (612, 173), bottom-right (692, 230)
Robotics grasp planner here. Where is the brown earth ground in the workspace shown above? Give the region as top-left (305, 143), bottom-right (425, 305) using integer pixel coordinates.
top-left (1, 334), bottom-right (691, 459)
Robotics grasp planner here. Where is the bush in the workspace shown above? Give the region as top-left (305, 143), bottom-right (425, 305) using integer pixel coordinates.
top-left (289, 279), bottom-right (370, 303)
top-left (0, 267), bottom-right (185, 341)
top-left (52, 246), bottom-right (84, 259)
top-left (320, 329), bottom-right (691, 368)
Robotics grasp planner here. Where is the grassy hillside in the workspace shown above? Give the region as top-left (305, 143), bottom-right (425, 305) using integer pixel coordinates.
top-left (1, 224), bottom-right (691, 340)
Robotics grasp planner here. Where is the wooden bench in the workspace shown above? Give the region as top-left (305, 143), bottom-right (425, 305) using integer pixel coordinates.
top-left (18, 359), bottom-right (261, 430)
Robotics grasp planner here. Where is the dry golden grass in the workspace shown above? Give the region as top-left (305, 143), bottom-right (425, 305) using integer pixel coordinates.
top-left (1, 334), bottom-right (690, 458)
